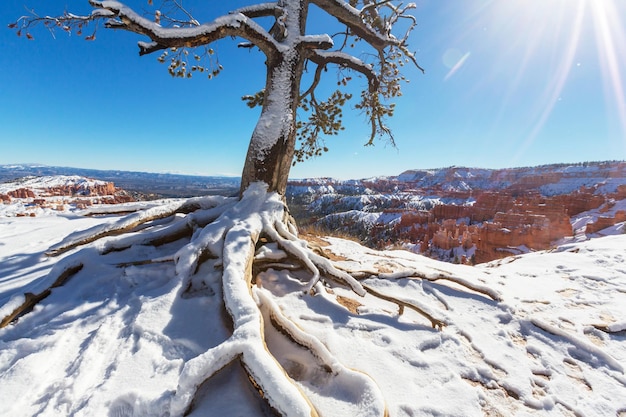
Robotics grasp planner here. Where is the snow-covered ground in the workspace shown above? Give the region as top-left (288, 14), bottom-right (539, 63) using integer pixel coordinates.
top-left (1, 199), bottom-right (625, 416)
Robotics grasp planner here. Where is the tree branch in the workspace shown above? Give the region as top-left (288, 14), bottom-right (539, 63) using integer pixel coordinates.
top-left (232, 2), bottom-right (281, 18)
top-left (308, 50), bottom-right (379, 92)
top-left (88, 0), bottom-right (280, 57)
top-left (309, 0), bottom-right (395, 50)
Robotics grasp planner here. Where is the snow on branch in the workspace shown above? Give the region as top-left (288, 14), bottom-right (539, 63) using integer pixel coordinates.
top-left (87, 0), bottom-right (280, 57)
top-left (309, 0), bottom-right (397, 50)
top-left (308, 50), bottom-right (378, 92)
top-left (232, 2), bottom-right (281, 18)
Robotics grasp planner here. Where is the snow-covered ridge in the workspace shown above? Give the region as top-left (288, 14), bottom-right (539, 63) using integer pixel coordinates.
top-left (290, 161), bottom-right (626, 196)
top-left (0, 175), bottom-right (110, 194)
top-left (0, 175), bottom-right (134, 217)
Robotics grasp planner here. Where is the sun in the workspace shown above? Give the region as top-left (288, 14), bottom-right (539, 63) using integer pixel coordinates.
top-left (467, 0), bottom-right (626, 160)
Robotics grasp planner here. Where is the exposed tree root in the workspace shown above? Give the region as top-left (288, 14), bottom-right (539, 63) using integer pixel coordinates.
top-left (3, 184), bottom-right (505, 415)
top-left (0, 262), bottom-right (83, 328)
top-left (529, 318), bottom-right (624, 374)
top-left (592, 323), bottom-right (626, 335)
top-left (361, 283), bottom-right (447, 330)
top-left (170, 184), bottom-right (380, 416)
top-left (45, 196), bottom-right (234, 257)
top-left (378, 269), bottom-right (502, 302)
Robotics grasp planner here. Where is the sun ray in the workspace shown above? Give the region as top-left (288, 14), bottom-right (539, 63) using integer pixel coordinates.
top-left (512, 0), bottom-right (586, 163)
top-left (589, 0), bottom-right (626, 152)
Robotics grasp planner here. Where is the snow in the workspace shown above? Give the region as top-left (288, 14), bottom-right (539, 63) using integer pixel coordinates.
top-left (571, 198), bottom-right (626, 237)
top-left (0, 175), bottom-right (109, 194)
top-left (1, 193), bottom-right (626, 416)
top-left (393, 163), bottom-right (626, 196)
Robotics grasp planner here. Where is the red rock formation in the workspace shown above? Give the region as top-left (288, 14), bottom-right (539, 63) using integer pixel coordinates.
top-left (2, 178), bottom-right (135, 214)
top-left (8, 188), bottom-right (35, 198)
top-left (552, 192), bottom-right (605, 216)
top-left (505, 173), bottom-right (563, 195)
top-left (614, 185), bottom-right (626, 199)
top-left (470, 192), bottom-right (515, 222)
top-left (389, 188), bottom-right (581, 264)
top-left (585, 211), bottom-right (626, 234)
top-left (399, 211), bottom-right (433, 228)
top-left (433, 204), bottom-right (470, 221)
top-left (432, 229), bottom-right (459, 250)
top-left (43, 182), bottom-right (117, 197)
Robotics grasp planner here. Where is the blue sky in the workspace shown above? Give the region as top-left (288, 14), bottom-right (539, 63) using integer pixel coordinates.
top-left (1, 0), bottom-right (625, 179)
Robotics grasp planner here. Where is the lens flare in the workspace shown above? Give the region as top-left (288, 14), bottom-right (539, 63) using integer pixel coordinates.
top-left (443, 50), bottom-right (471, 81)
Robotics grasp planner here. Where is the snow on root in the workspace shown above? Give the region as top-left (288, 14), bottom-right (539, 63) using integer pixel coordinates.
top-left (257, 288), bottom-right (387, 417)
top-left (46, 195), bottom-right (232, 256)
top-left (2, 185), bottom-right (626, 416)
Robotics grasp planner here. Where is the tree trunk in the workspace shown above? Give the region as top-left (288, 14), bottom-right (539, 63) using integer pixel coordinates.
top-left (240, 53), bottom-right (304, 197)
top-left (240, 1), bottom-right (307, 197)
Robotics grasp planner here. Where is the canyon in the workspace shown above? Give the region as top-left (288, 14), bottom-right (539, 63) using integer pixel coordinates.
top-left (287, 161), bottom-right (626, 264)
top-left (2, 161), bottom-right (625, 264)
top-left (0, 176), bottom-right (135, 216)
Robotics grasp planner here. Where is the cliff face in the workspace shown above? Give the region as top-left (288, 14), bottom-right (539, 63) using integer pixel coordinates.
top-left (7, 188), bottom-right (35, 199)
top-left (393, 191), bottom-right (577, 264)
top-left (585, 210), bottom-right (626, 234)
top-left (40, 182), bottom-right (117, 197)
top-left (289, 161), bottom-right (626, 265)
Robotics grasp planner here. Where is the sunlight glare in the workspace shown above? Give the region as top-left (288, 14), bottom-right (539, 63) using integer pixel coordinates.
top-left (589, 0), bottom-right (626, 150)
top-left (514, 0), bottom-right (586, 161)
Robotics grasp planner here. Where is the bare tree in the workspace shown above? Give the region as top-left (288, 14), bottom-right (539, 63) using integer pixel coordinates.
top-left (4, 2), bottom-right (503, 416)
top-left (10, 0), bottom-right (423, 196)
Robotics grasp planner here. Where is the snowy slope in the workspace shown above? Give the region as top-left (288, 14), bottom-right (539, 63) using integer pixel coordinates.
top-left (0, 204), bottom-right (625, 416)
top-left (0, 175), bottom-right (109, 194)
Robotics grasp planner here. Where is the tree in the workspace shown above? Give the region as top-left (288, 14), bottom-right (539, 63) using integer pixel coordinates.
top-left (11, 0), bottom-right (423, 196)
top-left (5, 2), bottom-right (498, 415)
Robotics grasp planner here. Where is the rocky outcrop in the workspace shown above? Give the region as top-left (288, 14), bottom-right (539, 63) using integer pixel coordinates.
top-left (585, 211), bottom-right (626, 234)
top-left (552, 192), bottom-right (605, 216)
top-left (474, 214), bottom-right (552, 263)
top-left (38, 182), bottom-right (117, 197)
top-left (432, 204), bottom-right (471, 221)
top-left (393, 189), bottom-right (576, 263)
top-left (293, 162), bottom-right (626, 264)
top-left (1, 176), bottom-right (134, 216)
top-left (8, 188), bottom-right (35, 199)
top-left (504, 173), bottom-right (562, 195)
top-left (470, 193), bottom-right (515, 222)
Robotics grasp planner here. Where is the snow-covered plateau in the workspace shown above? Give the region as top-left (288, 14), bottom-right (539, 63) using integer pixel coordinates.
top-left (1, 192), bottom-right (625, 416)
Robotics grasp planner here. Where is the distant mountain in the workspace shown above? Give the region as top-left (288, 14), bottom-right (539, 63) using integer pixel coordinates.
top-left (2, 161), bottom-right (626, 264)
top-left (0, 164), bottom-right (240, 198)
top-left (394, 161), bottom-right (626, 195)
top-left (6, 161), bottom-right (624, 201)
top-left (289, 161), bottom-right (626, 197)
